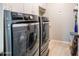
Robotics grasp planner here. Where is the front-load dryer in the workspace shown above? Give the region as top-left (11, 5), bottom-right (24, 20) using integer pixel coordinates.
top-left (39, 16), bottom-right (49, 56)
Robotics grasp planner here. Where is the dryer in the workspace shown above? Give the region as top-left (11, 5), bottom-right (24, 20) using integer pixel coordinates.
top-left (39, 16), bottom-right (49, 56)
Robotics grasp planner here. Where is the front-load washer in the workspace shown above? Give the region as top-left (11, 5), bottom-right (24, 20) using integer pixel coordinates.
top-left (4, 10), bottom-right (29, 56)
top-left (4, 10), bottom-right (39, 56)
top-left (24, 14), bottom-right (39, 56)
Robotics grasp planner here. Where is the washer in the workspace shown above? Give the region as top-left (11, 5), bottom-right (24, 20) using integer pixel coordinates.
top-left (4, 10), bottom-right (39, 56)
top-left (24, 14), bottom-right (39, 56)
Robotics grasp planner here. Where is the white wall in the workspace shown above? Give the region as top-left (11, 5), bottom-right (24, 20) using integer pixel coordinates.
top-left (0, 4), bottom-right (3, 53)
top-left (46, 3), bottom-right (76, 42)
top-left (3, 3), bottom-right (40, 15)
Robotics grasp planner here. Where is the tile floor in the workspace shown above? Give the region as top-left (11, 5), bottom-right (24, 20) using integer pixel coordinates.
top-left (48, 40), bottom-right (71, 56)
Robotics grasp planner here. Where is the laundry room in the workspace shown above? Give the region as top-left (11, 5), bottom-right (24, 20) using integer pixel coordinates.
top-left (0, 3), bottom-right (78, 56)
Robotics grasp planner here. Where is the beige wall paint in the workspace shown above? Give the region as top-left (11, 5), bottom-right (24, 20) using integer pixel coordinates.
top-left (3, 3), bottom-right (40, 15)
top-left (46, 3), bottom-right (76, 42)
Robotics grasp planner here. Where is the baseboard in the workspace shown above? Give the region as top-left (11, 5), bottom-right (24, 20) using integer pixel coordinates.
top-left (51, 39), bottom-right (71, 45)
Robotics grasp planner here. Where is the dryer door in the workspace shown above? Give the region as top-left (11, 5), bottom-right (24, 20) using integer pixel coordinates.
top-left (42, 22), bottom-right (49, 45)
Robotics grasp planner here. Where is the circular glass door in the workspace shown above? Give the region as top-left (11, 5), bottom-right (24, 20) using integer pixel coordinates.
top-left (27, 23), bottom-right (39, 56)
top-left (27, 24), bottom-right (38, 54)
top-left (29, 32), bottom-right (37, 50)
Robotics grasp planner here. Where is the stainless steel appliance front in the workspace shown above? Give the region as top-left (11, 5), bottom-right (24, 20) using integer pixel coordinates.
top-left (4, 10), bottom-right (39, 56)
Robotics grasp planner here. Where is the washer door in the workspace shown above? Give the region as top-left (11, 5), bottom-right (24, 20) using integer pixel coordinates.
top-left (12, 23), bottom-right (29, 56)
top-left (27, 23), bottom-right (39, 56)
top-left (29, 32), bottom-right (37, 49)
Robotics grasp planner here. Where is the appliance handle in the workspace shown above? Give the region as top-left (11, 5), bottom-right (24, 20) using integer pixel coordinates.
top-left (43, 22), bottom-right (49, 24)
top-left (12, 24), bottom-right (28, 27)
top-left (30, 23), bottom-right (39, 25)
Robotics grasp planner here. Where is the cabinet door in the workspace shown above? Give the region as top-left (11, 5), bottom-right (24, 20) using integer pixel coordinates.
top-left (10, 3), bottom-right (24, 13)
